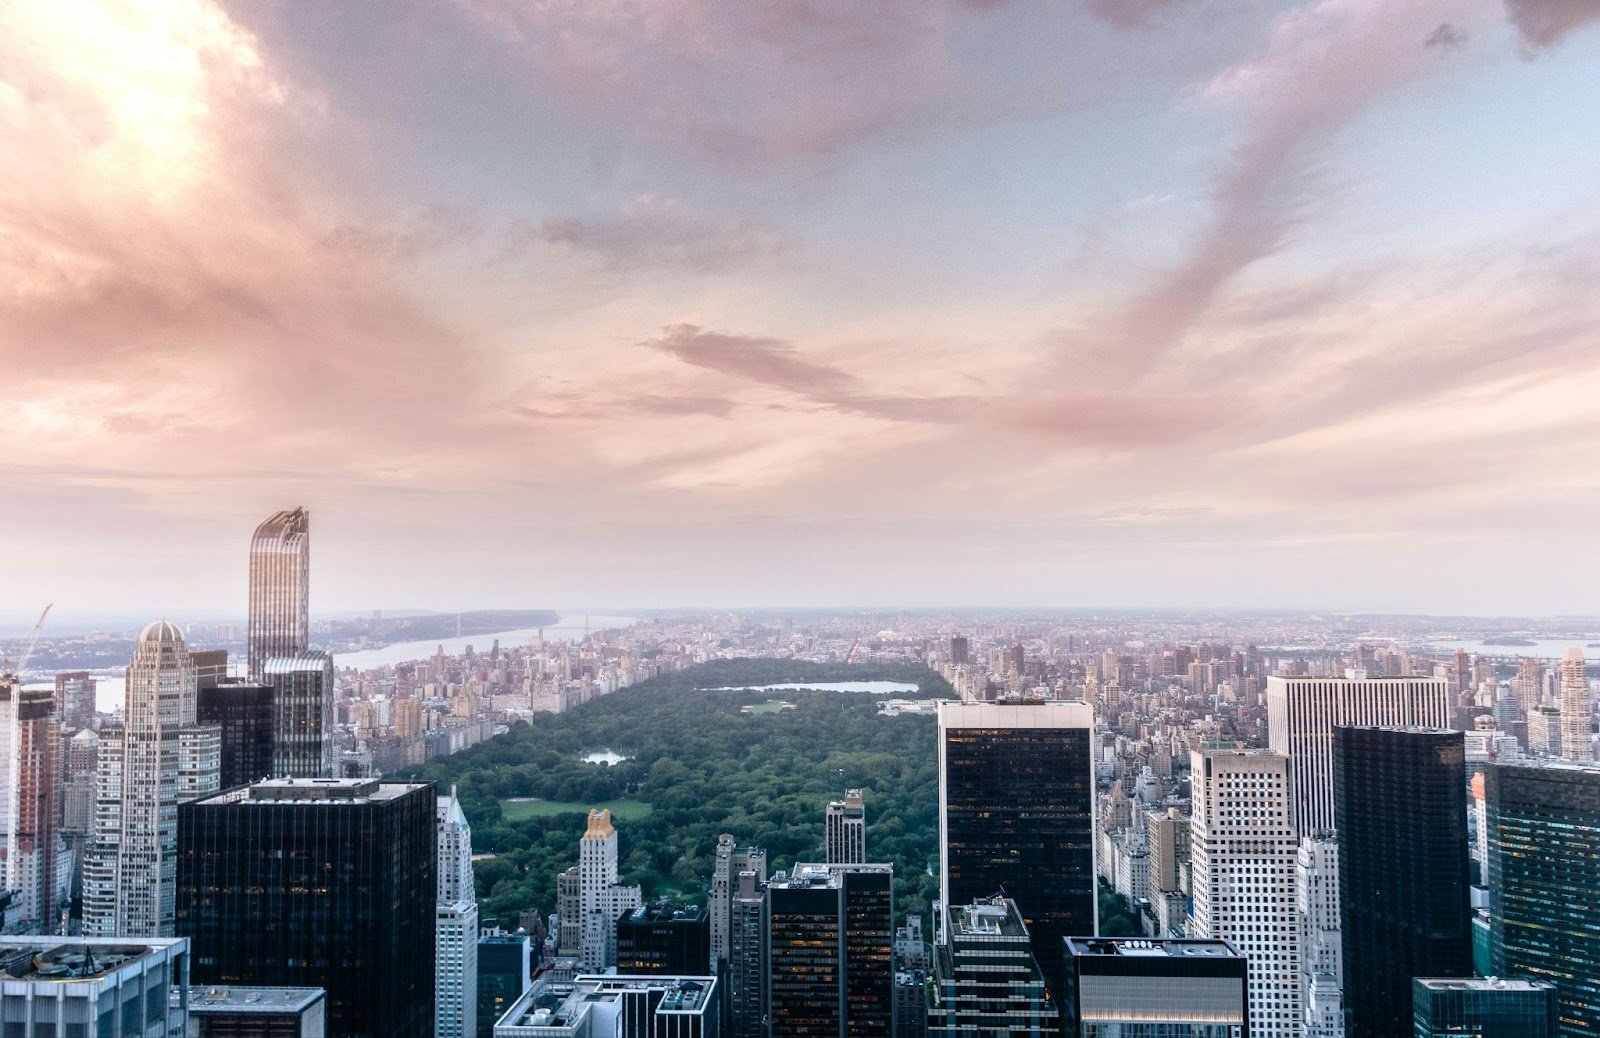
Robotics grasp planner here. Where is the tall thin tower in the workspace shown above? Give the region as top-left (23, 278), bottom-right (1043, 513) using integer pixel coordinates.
top-left (1559, 647), bottom-right (1593, 763)
top-left (248, 508), bottom-right (310, 680)
top-left (0, 680), bottom-right (60, 932)
top-left (825, 789), bottom-right (866, 865)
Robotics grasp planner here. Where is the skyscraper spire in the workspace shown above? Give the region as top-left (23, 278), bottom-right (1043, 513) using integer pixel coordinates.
top-left (247, 508), bottom-right (310, 681)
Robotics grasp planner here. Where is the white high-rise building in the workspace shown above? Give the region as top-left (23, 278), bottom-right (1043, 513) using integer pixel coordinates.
top-left (1190, 747), bottom-right (1301, 1038)
top-left (1266, 672), bottom-right (1451, 836)
top-left (708, 834), bottom-right (767, 970)
top-left (436, 790), bottom-right (478, 1038)
top-left (83, 621), bottom-right (220, 937)
top-left (1559, 647), bottom-right (1593, 763)
top-left (825, 789), bottom-right (866, 864)
top-left (1296, 835), bottom-right (1344, 1038)
top-left (578, 809), bottom-right (642, 970)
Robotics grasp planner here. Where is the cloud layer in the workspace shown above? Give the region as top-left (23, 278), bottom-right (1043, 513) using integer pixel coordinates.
top-left (4, 0), bottom-right (1600, 613)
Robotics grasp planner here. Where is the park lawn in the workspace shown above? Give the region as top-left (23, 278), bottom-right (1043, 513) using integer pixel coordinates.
top-left (500, 797), bottom-right (654, 823)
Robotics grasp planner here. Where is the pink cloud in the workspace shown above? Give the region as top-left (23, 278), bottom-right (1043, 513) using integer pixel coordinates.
top-left (1503, 0), bottom-right (1600, 51)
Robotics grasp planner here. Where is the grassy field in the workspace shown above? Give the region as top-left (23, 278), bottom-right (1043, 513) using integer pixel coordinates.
top-left (499, 797), bottom-right (654, 822)
top-left (740, 700), bottom-right (796, 714)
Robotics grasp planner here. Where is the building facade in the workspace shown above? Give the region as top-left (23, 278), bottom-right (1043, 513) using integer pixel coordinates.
top-left (1, 681), bottom-right (60, 932)
top-left (1296, 835), bottom-right (1343, 1038)
top-left (53, 671), bottom-right (97, 731)
top-left (438, 791), bottom-right (479, 1038)
top-left (825, 790), bottom-right (866, 865)
top-left (578, 809), bottom-right (642, 971)
top-left (0, 935), bottom-right (191, 1037)
top-left (196, 681), bottom-right (275, 789)
top-left (1486, 760), bottom-right (1600, 1037)
top-left (938, 701), bottom-right (1096, 988)
top-left (1060, 937), bottom-right (1249, 1038)
top-left (709, 835), bottom-right (767, 971)
top-left (83, 620), bottom-right (221, 938)
top-left (765, 863), bottom-right (894, 1038)
top-left (1559, 648), bottom-right (1593, 763)
top-left (1334, 727), bottom-right (1471, 1038)
top-left (927, 897), bottom-right (1056, 1037)
top-left (1413, 977), bottom-right (1557, 1038)
top-left (728, 870), bottom-right (766, 1038)
top-left (616, 903), bottom-right (711, 976)
top-left (1189, 747), bottom-right (1300, 1038)
top-left (176, 778), bottom-right (436, 1038)
top-left (247, 508), bottom-right (310, 680)
top-left (262, 653), bottom-right (334, 779)
top-left (1265, 674), bottom-right (1452, 837)
top-left (477, 928), bottom-right (531, 1038)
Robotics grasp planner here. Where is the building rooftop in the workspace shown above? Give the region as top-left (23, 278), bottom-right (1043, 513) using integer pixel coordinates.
top-left (620, 903), bottom-right (706, 925)
top-left (1065, 937), bottom-right (1244, 960)
top-left (1415, 977), bottom-right (1555, 993)
top-left (190, 987), bottom-right (326, 1014)
top-left (196, 778), bottom-right (429, 805)
top-left (0, 938), bottom-right (184, 982)
top-left (772, 862), bottom-right (894, 889)
top-left (947, 897), bottom-right (1029, 939)
top-left (498, 975), bottom-right (717, 1032)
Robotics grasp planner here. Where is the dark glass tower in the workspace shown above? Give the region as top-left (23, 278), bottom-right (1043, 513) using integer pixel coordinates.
top-left (1333, 727), bottom-right (1471, 1038)
top-left (476, 929), bottom-right (530, 1038)
top-left (765, 863), bottom-right (893, 1038)
top-left (938, 701), bottom-right (1095, 989)
top-left (1412, 978), bottom-right (1558, 1038)
top-left (196, 681), bottom-right (275, 788)
top-left (616, 903), bottom-right (711, 976)
top-left (1486, 760), bottom-right (1600, 1037)
top-left (176, 778), bottom-right (436, 1038)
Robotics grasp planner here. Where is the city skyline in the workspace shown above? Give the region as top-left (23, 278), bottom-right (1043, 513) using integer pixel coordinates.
top-left (4, 1), bottom-right (1600, 615)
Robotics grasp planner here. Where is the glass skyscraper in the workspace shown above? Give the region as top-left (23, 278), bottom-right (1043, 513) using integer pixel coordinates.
top-left (1486, 760), bottom-right (1600, 1037)
top-left (247, 507), bottom-right (310, 680)
top-left (1413, 977), bottom-right (1558, 1038)
top-left (765, 863), bottom-right (894, 1037)
top-left (261, 652), bottom-right (334, 779)
top-left (938, 701), bottom-right (1096, 990)
top-left (176, 777), bottom-right (437, 1038)
top-left (1334, 727), bottom-right (1472, 1038)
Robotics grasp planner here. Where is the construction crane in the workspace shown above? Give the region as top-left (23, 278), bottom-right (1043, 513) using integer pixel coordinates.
top-left (1, 604), bottom-right (53, 679)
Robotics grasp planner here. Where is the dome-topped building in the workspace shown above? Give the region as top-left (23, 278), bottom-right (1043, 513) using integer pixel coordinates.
top-left (139, 618), bottom-right (185, 645)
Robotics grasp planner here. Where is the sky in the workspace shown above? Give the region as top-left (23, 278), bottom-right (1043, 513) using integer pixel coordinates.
top-left (3, 0), bottom-right (1600, 619)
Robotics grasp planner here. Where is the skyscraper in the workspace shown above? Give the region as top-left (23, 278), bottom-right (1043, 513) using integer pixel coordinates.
top-left (1412, 978), bottom-right (1558, 1038)
top-left (578, 809), bottom-right (642, 970)
top-left (477, 928), bottom-right (531, 1038)
top-left (1189, 747), bottom-right (1300, 1038)
top-left (438, 791), bottom-right (480, 1038)
top-left (1513, 658), bottom-right (1545, 715)
top-left (83, 620), bottom-right (220, 938)
top-left (765, 863), bottom-right (894, 1038)
top-left (248, 507), bottom-right (310, 680)
top-left (1559, 647), bottom-right (1593, 763)
top-left (176, 777), bottom-right (437, 1038)
top-left (927, 897), bottom-right (1057, 1037)
top-left (938, 701), bottom-right (1096, 988)
top-left (1333, 727), bottom-right (1471, 1038)
top-left (729, 870), bottom-right (767, 1038)
top-left (1266, 673), bottom-right (1452, 836)
top-left (0, 680), bottom-right (60, 932)
top-left (1486, 759), bottom-right (1600, 1037)
top-left (615, 903), bottom-right (711, 976)
top-left (262, 652), bottom-right (334, 779)
top-left (52, 670), bottom-right (97, 730)
top-left (1296, 835), bottom-right (1343, 1038)
top-left (709, 833), bottom-right (767, 970)
top-left (196, 680), bottom-right (275, 789)
top-left (825, 788), bottom-right (866, 865)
